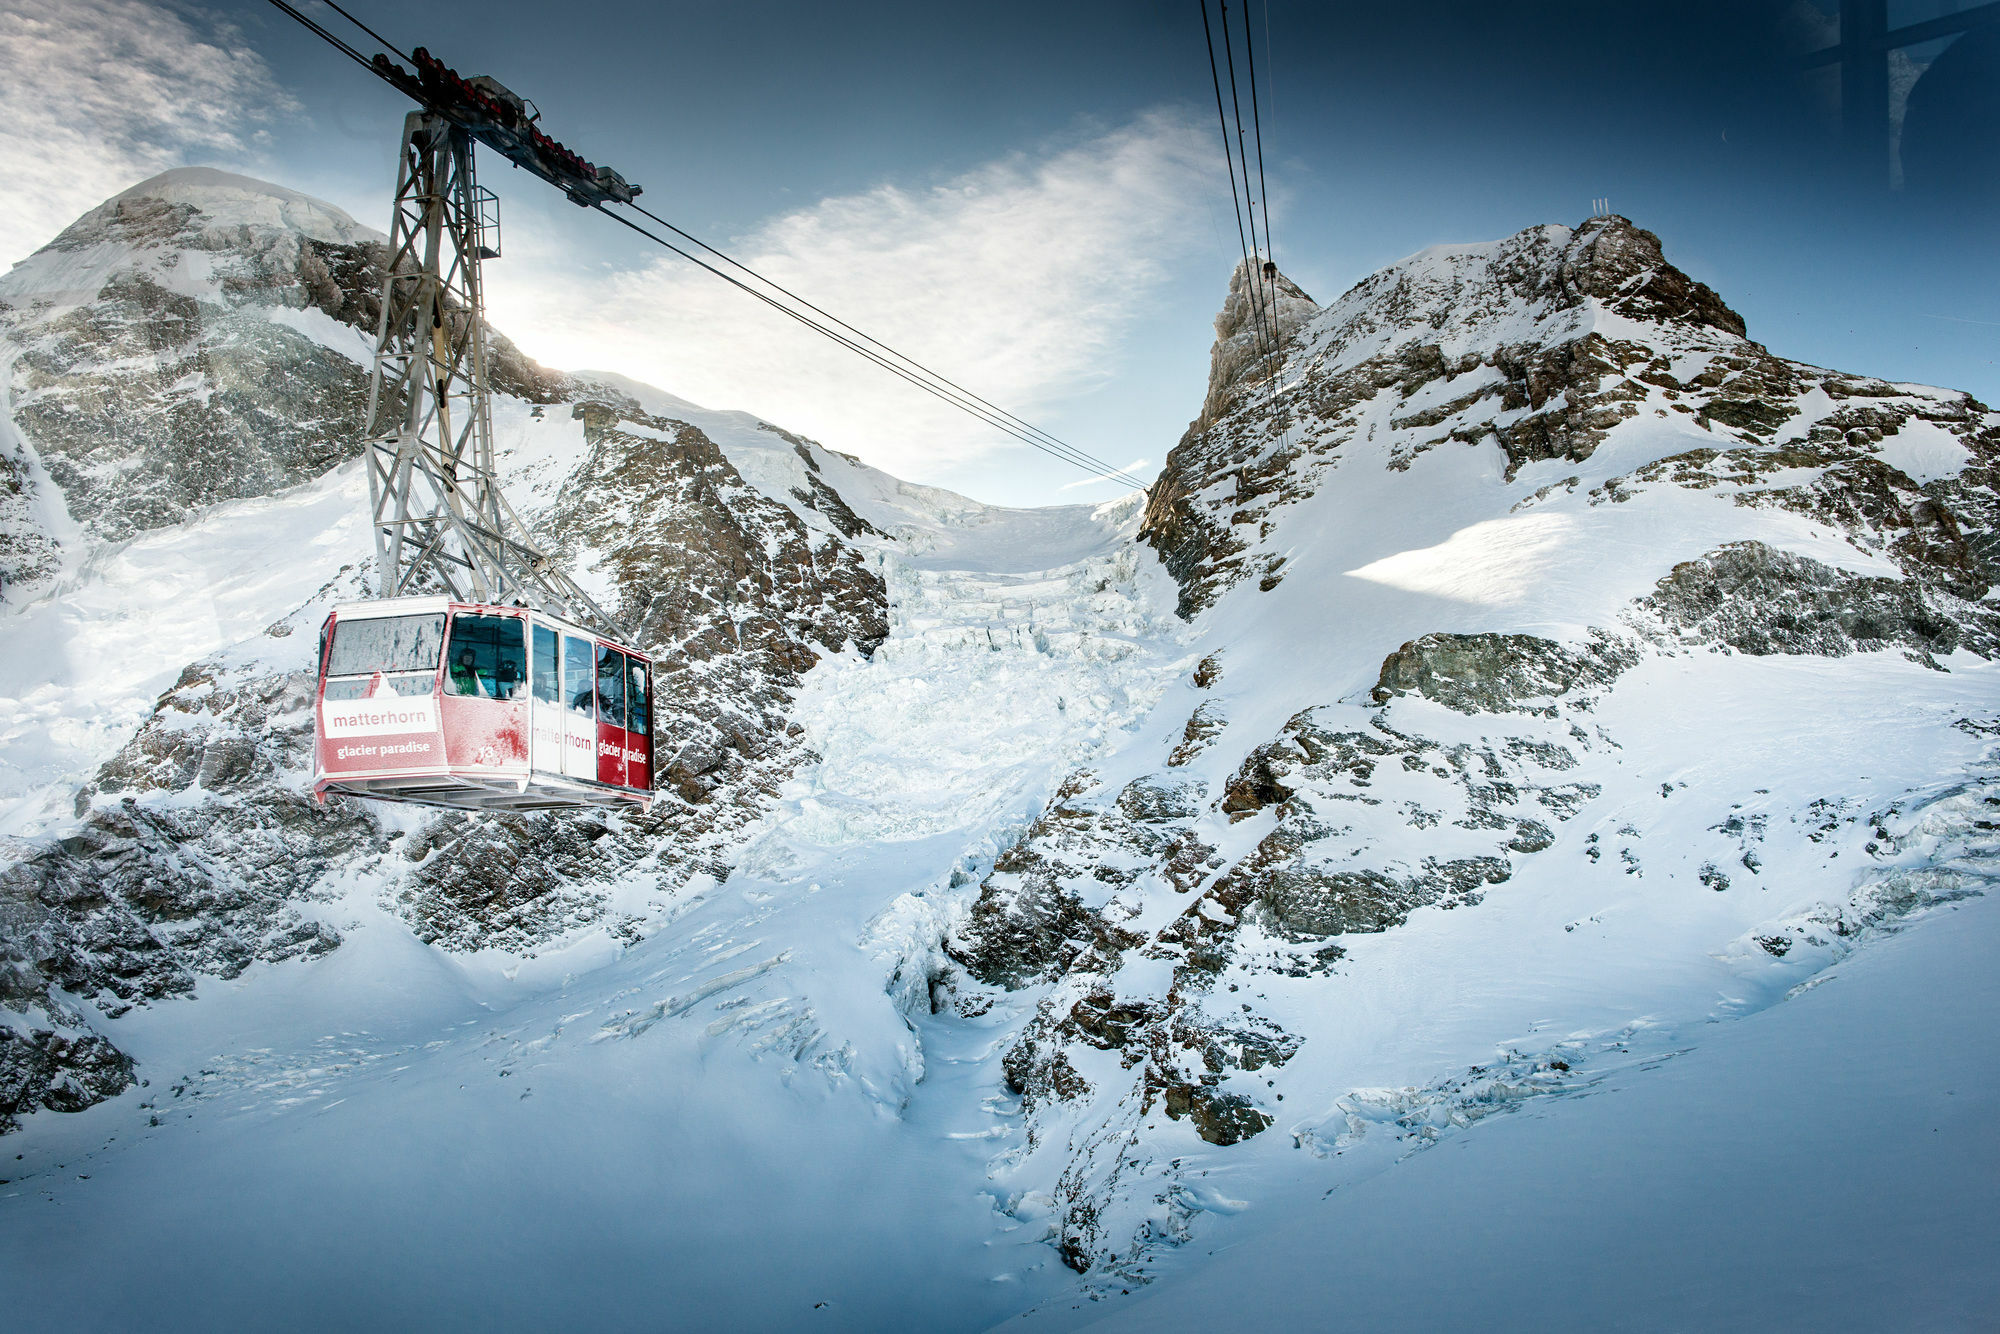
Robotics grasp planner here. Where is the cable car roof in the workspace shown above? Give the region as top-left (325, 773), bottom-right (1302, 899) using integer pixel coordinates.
top-left (326, 596), bottom-right (649, 658)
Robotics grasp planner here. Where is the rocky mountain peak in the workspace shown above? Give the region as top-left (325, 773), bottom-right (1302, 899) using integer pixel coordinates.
top-left (1144, 213), bottom-right (1803, 617)
top-left (1300, 215), bottom-right (1745, 387)
top-left (44, 167), bottom-right (378, 258)
top-left (0, 169), bottom-right (562, 581)
top-left (1198, 258), bottom-right (1319, 430)
top-left (1554, 214), bottom-right (1746, 337)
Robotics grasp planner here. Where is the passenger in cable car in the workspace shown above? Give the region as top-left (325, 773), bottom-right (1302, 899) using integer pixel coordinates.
top-left (444, 613), bottom-right (529, 700)
top-left (449, 647), bottom-right (484, 697)
top-left (594, 647), bottom-right (627, 724)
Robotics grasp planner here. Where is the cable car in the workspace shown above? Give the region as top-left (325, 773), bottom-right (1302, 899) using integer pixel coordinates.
top-left (312, 596), bottom-right (654, 812)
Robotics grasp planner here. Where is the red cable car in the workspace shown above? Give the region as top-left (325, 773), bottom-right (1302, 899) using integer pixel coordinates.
top-left (312, 596), bottom-right (654, 812)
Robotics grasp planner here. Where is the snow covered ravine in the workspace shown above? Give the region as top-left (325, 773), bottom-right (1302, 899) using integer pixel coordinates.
top-left (1, 485), bottom-right (1186, 1331)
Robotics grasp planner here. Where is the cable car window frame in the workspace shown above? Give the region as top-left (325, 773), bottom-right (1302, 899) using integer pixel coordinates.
top-left (444, 613), bottom-right (528, 701)
top-left (594, 643), bottom-right (629, 730)
top-left (562, 635), bottom-right (596, 720)
top-left (625, 655), bottom-right (650, 738)
top-left (531, 623), bottom-right (560, 705)
top-left (324, 613), bottom-right (447, 679)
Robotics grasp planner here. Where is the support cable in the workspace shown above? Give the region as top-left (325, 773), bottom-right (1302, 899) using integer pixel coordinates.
top-left (1217, 0), bottom-right (1276, 360)
top-left (318, 0), bottom-right (412, 64)
top-left (270, 0), bottom-right (1148, 491)
top-left (591, 206), bottom-right (1149, 489)
top-left (617, 201), bottom-right (1144, 490)
top-left (1243, 0), bottom-right (1280, 352)
top-left (1199, 0), bottom-right (1273, 363)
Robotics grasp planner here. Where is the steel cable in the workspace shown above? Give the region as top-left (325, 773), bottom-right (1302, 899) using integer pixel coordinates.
top-left (591, 207), bottom-right (1150, 489)
top-left (1200, 1), bottom-right (1274, 363)
top-left (619, 202), bottom-right (1143, 490)
top-left (268, 0), bottom-right (1150, 492)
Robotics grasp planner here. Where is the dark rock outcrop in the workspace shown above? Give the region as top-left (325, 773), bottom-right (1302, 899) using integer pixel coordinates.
top-left (0, 171), bottom-right (564, 591)
top-left (0, 1023), bottom-right (135, 1133)
top-left (1634, 541), bottom-right (1992, 664)
top-left (1371, 632), bottom-right (1637, 713)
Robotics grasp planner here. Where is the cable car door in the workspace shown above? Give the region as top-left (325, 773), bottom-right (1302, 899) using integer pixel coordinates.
top-left (624, 654), bottom-right (652, 792)
top-left (560, 634), bottom-right (597, 780)
top-left (530, 622), bottom-right (562, 774)
top-left (594, 643), bottom-right (628, 788)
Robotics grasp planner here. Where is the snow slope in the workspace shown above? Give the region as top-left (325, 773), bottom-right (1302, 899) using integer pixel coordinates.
top-left (0, 463), bottom-right (370, 829)
top-left (1034, 867), bottom-right (2000, 1333)
top-left (939, 221), bottom-right (2000, 1290)
top-left (0, 480), bottom-right (1184, 1333)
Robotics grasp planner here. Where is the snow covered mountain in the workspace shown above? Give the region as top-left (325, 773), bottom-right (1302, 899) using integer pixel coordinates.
top-left (1, 172), bottom-right (1994, 1329)
top-left (948, 221), bottom-right (2000, 1287)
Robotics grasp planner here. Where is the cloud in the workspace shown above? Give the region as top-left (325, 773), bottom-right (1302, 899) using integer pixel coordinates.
top-left (0, 0), bottom-right (293, 266)
top-left (486, 109), bottom-right (1223, 480)
top-left (1059, 459), bottom-right (1151, 491)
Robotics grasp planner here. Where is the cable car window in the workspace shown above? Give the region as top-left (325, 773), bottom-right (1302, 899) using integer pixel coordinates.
top-left (322, 676), bottom-right (436, 702)
top-left (563, 635), bottom-right (596, 719)
top-left (626, 657), bottom-right (650, 737)
top-left (531, 624), bottom-right (559, 704)
top-left (317, 618), bottom-right (332, 678)
top-left (325, 613), bottom-right (445, 678)
top-left (595, 644), bottom-right (629, 729)
top-left (445, 614), bottom-right (527, 700)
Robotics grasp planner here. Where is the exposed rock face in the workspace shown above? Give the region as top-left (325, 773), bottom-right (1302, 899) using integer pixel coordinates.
top-left (1195, 258), bottom-right (1321, 432)
top-left (551, 400), bottom-right (888, 802)
top-left (947, 686), bottom-right (1598, 1269)
top-left (0, 172), bottom-right (891, 1125)
top-left (1371, 632), bottom-right (1637, 713)
top-left (1139, 216), bottom-right (1998, 622)
top-left (947, 213), bottom-right (2000, 1275)
top-left (391, 399), bottom-right (890, 949)
top-left (1208, 708), bottom-right (1585, 942)
top-left (0, 180), bottom-right (379, 551)
top-left (0, 1022), bottom-right (134, 1133)
top-left (0, 446), bottom-right (60, 593)
top-left (1634, 541), bottom-right (1992, 663)
top-left (0, 168), bottom-right (562, 593)
top-left (4, 659), bottom-right (362, 1022)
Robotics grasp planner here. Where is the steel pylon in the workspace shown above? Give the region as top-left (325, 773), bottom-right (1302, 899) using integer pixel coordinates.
top-left (359, 111), bottom-right (618, 633)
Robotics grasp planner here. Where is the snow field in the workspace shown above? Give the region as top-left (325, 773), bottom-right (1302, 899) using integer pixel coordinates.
top-left (0, 463), bottom-right (371, 832)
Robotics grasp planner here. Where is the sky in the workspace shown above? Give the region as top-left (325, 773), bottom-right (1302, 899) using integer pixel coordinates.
top-left (4, 0), bottom-right (1997, 505)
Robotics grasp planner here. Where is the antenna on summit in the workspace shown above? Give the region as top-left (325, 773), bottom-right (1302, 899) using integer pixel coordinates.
top-left (1591, 197), bottom-right (1611, 218)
